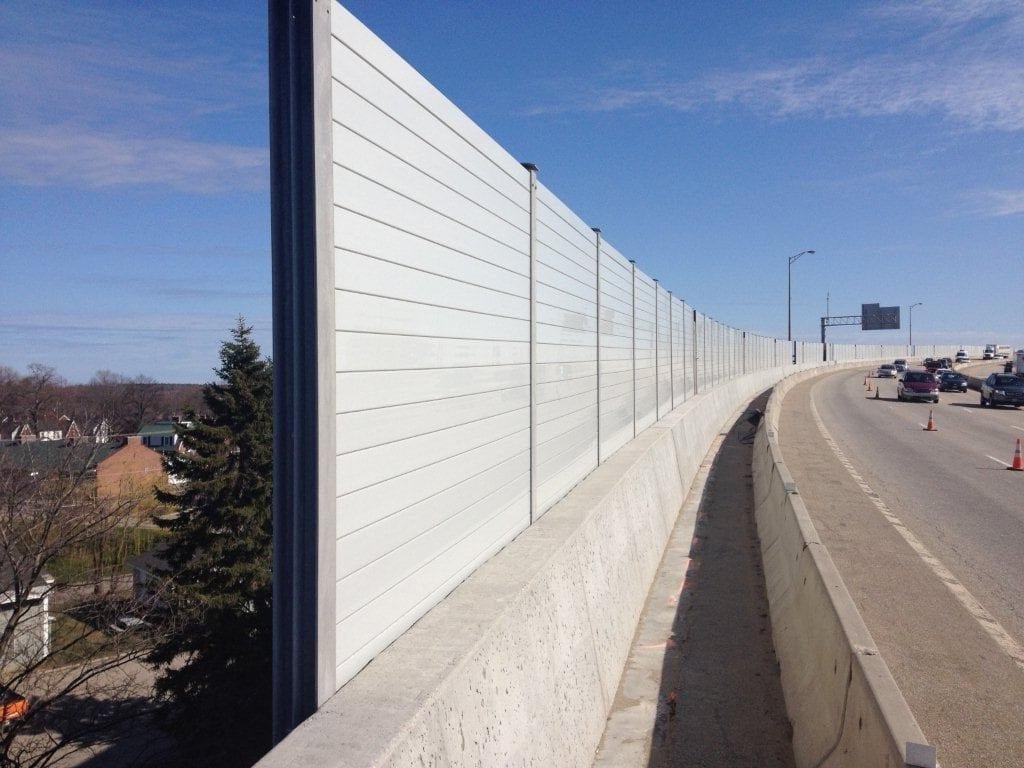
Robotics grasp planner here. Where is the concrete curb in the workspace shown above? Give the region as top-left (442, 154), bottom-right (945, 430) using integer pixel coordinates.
top-left (753, 363), bottom-right (937, 768)
top-left (259, 360), bottom-right (904, 768)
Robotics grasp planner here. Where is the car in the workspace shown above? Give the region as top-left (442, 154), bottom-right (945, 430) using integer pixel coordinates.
top-left (924, 359), bottom-right (942, 373)
top-left (0, 687), bottom-right (29, 723)
top-left (955, 350), bottom-right (970, 363)
top-left (898, 371), bottom-right (940, 403)
top-left (939, 357), bottom-right (954, 369)
top-left (980, 373), bottom-right (1024, 408)
top-left (107, 615), bottom-right (149, 634)
top-left (893, 359), bottom-right (908, 373)
top-left (876, 364), bottom-right (897, 378)
top-left (934, 367), bottom-right (953, 377)
top-left (938, 371), bottom-right (968, 392)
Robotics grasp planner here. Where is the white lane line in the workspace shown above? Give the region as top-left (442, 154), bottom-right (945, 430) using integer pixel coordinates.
top-left (1012, 426), bottom-right (1024, 433)
top-left (809, 386), bottom-right (1024, 671)
top-left (987, 455), bottom-right (1011, 467)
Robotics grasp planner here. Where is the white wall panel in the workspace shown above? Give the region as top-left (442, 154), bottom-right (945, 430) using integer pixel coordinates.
top-left (656, 286), bottom-right (672, 416)
top-left (598, 241), bottom-right (634, 461)
top-left (670, 297), bottom-right (684, 408)
top-left (634, 271), bottom-right (657, 431)
top-left (337, 365), bottom-right (529, 412)
top-left (693, 312), bottom-right (704, 393)
top-left (331, 5), bottom-right (531, 688)
top-left (287, 1), bottom-right (949, 703)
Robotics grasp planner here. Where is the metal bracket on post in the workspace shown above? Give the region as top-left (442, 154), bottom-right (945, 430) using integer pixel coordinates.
top-left (522, 163), bottom-right (538, 524)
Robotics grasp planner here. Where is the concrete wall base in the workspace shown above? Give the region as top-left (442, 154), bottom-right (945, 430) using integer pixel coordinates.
top-left (259, 360), bottom-right (898, 767)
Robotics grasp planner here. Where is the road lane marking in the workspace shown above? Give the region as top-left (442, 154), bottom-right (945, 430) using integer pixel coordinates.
top-left (809, 386), bottom-right (1024, 671)
top-left (986, 455), bottom-right (1011, 467)
top-left (1012, 426), bottom-right (1024, 432)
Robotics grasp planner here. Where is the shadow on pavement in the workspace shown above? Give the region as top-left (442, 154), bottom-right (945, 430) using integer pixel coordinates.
top-left (646, 389), bottom-right (794, 768)
top-left (16, 692), bottom-right (178, 768)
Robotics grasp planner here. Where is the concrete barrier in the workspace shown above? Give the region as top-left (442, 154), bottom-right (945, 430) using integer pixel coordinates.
top-left (259, 360), bottom-right (902, 768)
top-left (753, 364), bottom-right (937, 768)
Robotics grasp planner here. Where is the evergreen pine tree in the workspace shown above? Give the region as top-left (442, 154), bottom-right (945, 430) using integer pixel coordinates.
top-left (148, 318), bottom-right (273, 767)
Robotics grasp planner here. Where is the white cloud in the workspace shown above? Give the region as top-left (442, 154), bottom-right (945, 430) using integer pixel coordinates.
top-left (0, 128), bottom-right (267, 193)
top-left (528, 1), bottom-right (1024, 133)
top-left (867, 0), bottom-right (1021, 28)
top-left (966, 189), bottom-right (1024, 216)
top-left (0, 1), bottom-right (267, 193)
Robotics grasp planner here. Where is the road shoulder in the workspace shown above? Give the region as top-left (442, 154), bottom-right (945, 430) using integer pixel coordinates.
top-left (778, 370), bottom-right (1024, 768)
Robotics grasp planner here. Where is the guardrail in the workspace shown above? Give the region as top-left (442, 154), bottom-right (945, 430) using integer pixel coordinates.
top-left (753, 365), bottom-right (936, 768)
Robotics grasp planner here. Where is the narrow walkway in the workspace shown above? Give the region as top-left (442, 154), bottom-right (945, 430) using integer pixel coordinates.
top-left (592, 391), bottom-right (794, 768)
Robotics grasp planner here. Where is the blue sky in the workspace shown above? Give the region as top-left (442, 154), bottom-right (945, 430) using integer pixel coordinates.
top-left (2, 0), bottom-right (1021, 382)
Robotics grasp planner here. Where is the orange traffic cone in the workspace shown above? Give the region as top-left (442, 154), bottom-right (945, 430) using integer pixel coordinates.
top-left (875, 387), bottom-right (880, 400)
top-left (923, 410), bottom-right (937, 431)
top-left (866, 379), bottom-right (873, 392)
top-left (1010, 439), bottom-right (1023, 471)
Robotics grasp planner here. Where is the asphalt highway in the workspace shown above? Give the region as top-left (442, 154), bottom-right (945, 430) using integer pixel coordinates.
top-left (778, 362), bottom-right (1024, 768)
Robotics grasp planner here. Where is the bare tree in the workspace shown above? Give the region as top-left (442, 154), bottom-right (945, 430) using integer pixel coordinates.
top-left (0, 366), bottom-right (21, 425)
top-left (20, 365), bottom-right (65, 435)
top-left (122, 377), bottom-right (165, 435)
top-left (0, 445), bottom-right (167, 767)
top-left (84, 372), bottom-right (133, 437)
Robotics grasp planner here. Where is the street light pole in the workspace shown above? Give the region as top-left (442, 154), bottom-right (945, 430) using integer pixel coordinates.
top-left (787, 250), bottom-right (817, 356)
top-left (909, 302), bottom-right (922, 347)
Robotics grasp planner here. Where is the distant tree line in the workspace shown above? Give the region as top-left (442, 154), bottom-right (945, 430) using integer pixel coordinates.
top-left (0, 364), bottom-right (207, 440)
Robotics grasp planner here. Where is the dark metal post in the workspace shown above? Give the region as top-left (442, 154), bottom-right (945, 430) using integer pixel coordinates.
top-left (269, 0), bottom-right (334, 742)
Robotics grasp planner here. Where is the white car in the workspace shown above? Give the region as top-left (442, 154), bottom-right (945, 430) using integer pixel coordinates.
top-left (107, 615), bottom-right (149, 634)
top-left (876, 364), bottom-right (897, 378)
top-left (955, 350), bottom-right (970, 363)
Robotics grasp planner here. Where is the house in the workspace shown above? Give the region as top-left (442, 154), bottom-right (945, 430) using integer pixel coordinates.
top-left (91, 418), bottom-right (111, 444)
top-left (0, 437), bottom-right (167, 501)
top-left (138, 421), bottom-right (189, 455)
top-left (6, 422), bottom-right (33, 443)
top-left (129, 546), bottom-right (168, 606)
top-left (35, 416), bottom-right (81, 443)
top-left (0, 567), bottom-right (53, 669)
top-left (0, 440), bottom-right (119, 480)
top-left (94, 436), bottom-right (166, 499)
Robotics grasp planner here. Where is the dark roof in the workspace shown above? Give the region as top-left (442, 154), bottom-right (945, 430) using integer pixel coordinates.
top-left (0, 441), bottom-right (120, 473)
top-left (0, 561), bottom-right (53, 595)
top-left (138, 422), bottom-right (178, 437)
